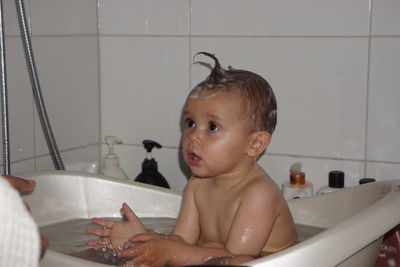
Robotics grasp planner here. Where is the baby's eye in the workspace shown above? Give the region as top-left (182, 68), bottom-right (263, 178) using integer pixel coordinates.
top-left (185, 118), bottom-right (195, 129)
top-left (208, 122), bottom-right (220, 132)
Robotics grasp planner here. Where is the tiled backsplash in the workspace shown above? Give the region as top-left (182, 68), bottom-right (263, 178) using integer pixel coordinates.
top-left (2, 0), bottom-right (399, 192)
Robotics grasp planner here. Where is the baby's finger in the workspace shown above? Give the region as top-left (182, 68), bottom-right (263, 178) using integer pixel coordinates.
top-left (88, 238), bottom-right (112, 250)
top-left (121, 253), bottom-right (148, 267)
top-left (91, 217), bottom-right (114, 228)
top-left (86, 227), bottom-right (111, 237)
top-left (87, 239), bottom-right (99, 247)
top-left (118, 246), bottom-right (141, 258)
top-left (122, 203), bottom-right (140, 221)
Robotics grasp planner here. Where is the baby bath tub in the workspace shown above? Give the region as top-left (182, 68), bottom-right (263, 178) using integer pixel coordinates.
top-left (20, 171), bottom-right (400, 267)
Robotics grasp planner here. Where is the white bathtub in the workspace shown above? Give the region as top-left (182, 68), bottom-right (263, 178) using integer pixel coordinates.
top-left (20, 171), bottom-right (400, 267)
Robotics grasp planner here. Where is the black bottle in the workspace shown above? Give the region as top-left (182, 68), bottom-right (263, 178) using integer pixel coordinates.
top-left (134, 140), bottom-right (170, 189)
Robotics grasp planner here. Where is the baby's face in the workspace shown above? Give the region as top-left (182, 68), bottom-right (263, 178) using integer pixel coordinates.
top-left (181, 91), bottom-right (252, 178)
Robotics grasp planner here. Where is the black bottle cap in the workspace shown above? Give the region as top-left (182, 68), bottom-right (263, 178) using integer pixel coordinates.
top-left (359, 178), bottom-right (375, 184)
top-left (329, 170), bottom-right (344, 188)
top-left (143, 140), bottom-right (162, 153)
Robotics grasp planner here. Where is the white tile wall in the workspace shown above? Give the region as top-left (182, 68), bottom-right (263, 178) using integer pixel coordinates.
top-left (30, 0), bottom-right (98, 35)
top-left (191, 0), bottom-right (370, 36)
top-left (367, 38), bottom-right (400, 163)
top-left (11, 159), bottom-right (35, 175)
top-left (366, 162), bottom-right (400, 180)
top-left (36, 144), bottom-right (100, 172)
top-left (3, 0), bottom-right (29, 36)
top-left (191, 37), bottom-right (368, 159)
top-left (3, 37), bottom-right (35, 162)
top-left (1, 0), bottom-right (100, 174)
top-left (371, 0), bottom-right (400, 35)
top-left (99, 0), bottom-right (190, 36)
top-left (2, 1), bottom-right (399, 191)
top-left (100, 36), bottom-right (189, 147)
top-left (32, 36), bottom-right (100, 155)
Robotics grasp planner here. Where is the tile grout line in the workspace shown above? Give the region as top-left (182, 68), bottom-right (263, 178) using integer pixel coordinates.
top-left (363, 0), bottom-right (374, 177)
top-left (96, 0), bottom-right (102, 169)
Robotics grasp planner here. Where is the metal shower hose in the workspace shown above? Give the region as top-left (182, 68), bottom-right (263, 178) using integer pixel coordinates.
top-left (0, 0), bottom-right (65, 173)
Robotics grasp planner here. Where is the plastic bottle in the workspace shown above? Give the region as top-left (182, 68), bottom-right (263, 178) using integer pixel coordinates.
top-left (134, 140), bottom-right (170, 189)
top-left (375, 225), bottom-right (400, 267)
top-left (359, 178), bottom-right (376, 184)
top-left (316, 170), bottom-right (345, 194)
top-left (99, 136), bottom-right (129, 179)
top-left (282, 162), bottom-right (313, 199)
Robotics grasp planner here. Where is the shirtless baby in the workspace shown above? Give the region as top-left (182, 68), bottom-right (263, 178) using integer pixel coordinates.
top-left (87, 52), bottom-right (297, 267)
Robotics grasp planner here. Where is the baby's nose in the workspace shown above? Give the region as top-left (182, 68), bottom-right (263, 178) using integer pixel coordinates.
top-left (187, 128), bottom-right (202, 144)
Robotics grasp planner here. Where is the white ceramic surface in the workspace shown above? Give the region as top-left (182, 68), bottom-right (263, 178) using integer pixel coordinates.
top-left (3, 37), bottom-right (36, 162)
top-left (20, 171), bottom-right (400, 267)
top-left (99, 0), bottom-right (190, 35)
top-left (33, 36), bottom-right (100, 155)
top-left (100, 36), bottom-right (189, 146)
top-left (30, 0), bottom-right (98, 35)
top-left (371, 0), bottom-right (400, 35)
top-left (190, 0), bottom-right (369, 36)
top-left (367, 38), bottom-right (400, 163)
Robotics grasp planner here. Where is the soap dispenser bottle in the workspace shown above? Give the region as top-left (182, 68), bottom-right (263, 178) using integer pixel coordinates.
top-left (282, 162), bottom-right (313, 199)
top-left (316, 170), bottom-right (345, 194)
top-left (134, 140), bottom-right (170, 189)
top-left (99, 136), bottom-right (129, 179)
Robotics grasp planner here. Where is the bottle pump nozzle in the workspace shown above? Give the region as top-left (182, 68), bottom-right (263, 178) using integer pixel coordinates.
top-left (134, 140), bottom-right (170, 189)
top-left (105, 135), bottom-right (123, 155)
top-left (143, 140), bottom-right (162, 159)
top-left (99, 135), bottom-right (129, 179)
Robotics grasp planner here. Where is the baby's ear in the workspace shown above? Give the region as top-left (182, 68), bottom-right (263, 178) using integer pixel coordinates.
top-left (247, 131), bottom-right (271, 157)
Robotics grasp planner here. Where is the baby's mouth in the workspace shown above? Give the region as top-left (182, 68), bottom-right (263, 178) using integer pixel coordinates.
top-left (187, 151), bottom-right (202, 165)
top-left (188, 152), bottom-right (201, 161)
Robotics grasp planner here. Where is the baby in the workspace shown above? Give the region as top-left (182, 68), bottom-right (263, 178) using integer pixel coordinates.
top-left (87, 52), bottom-right (297, 266)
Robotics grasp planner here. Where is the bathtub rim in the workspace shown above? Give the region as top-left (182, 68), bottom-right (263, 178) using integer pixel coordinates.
top-left (18, 170), bottom-right (400, 267)
top-left (249, 179), bottom-right (400, 266)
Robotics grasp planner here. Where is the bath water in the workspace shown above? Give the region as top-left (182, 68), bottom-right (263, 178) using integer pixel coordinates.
top-left (41, 217), bottom-right (324, 264)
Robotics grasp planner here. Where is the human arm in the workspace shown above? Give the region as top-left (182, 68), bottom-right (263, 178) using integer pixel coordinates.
top-left (223, 181), bottom-right (280, 255)
top-left (170, 177), bottom-right (200, 243)
top-left (118, 179), bottom-right (281, 266)
top-left (2, 174), bottom-right (36, 192)
top-left (118, 233), bottom-right (255, 267)
top-left (86, 202), bottom-right (147, 249)
top-left (39, 232), bottom-right (49, 259)
top-left (119, 233), bottom-right (233, 267)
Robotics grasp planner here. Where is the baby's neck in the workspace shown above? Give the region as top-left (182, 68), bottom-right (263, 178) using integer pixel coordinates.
top-left (212, 163), bottom-right (261, 189)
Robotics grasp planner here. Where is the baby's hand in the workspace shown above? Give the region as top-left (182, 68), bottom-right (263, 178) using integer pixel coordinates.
top-left (86, 203), bottom-right (146, 249)
top-left (118, 233), bottom-right (172, 267)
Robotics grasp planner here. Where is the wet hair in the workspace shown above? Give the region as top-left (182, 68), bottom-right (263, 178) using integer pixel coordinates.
top-left (191, 52), bottom-right (277, 134)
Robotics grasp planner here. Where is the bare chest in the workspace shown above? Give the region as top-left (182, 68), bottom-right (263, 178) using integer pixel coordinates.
top-left (196, 189), bottom-right (242, 245)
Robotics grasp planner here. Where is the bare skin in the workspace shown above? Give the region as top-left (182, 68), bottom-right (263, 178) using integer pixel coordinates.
top-left (3, 174), bottom-right (36, 192)
top-left (86, 203), bottom-right (147, 249)
top-left (87, 91), bottom-right (297, 266)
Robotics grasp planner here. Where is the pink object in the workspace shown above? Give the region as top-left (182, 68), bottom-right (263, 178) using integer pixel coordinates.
top-left (375, 225), bottom-right (400, 267)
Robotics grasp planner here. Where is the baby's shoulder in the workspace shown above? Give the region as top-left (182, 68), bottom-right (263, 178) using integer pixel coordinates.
top-left (243, 173), bottom-right (282, 202)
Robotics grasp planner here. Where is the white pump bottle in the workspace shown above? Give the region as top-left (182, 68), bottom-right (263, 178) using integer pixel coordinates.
top-left (99, 135), bottom-right (129, 179)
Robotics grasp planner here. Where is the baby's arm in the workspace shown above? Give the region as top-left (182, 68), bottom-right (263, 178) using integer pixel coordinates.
top-left (170, 177), bottom-right (200, 243)
top-left (225, 181), bottom-right (280, 255)
top-left (118, 180), bottom-right (280, 266)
